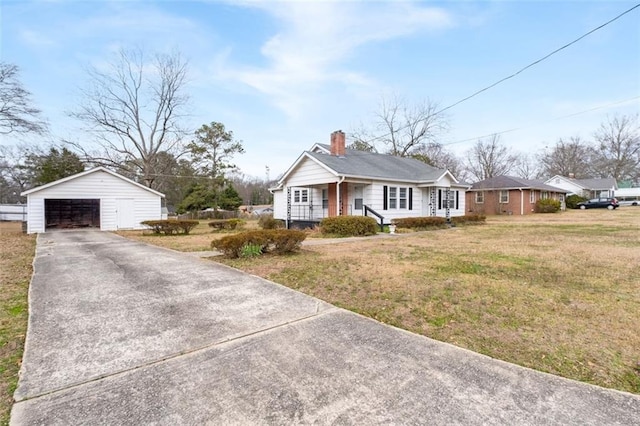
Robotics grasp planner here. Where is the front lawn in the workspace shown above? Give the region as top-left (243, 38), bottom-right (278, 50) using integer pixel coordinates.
top-left (0, 223), bottom-right (36, 425)
top-left (122, 208), bottom-right (640, 394)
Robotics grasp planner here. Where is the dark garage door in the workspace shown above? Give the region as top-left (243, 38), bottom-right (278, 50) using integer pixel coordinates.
top-left (45, 199), bottom-right (100, 229)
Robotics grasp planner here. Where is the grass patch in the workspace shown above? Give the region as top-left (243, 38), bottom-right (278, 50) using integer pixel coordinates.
top-left (212, 209), bottom-right (640, 394)
top-left (0, 222), bottom-right (36, 425)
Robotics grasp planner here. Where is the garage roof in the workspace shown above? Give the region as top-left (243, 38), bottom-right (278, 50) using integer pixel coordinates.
top-left (21, 167), bottom-right (165, 197)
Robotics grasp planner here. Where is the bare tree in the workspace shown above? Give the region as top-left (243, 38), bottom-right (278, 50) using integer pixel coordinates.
top-left (411, 142), bottom-right (463, 177)
top-left (591, 114), bottom-right (640, 183)
top-left (538, 136), bottom-right (593, 179)
top-left (68, 49), bottom-right (189, 188)
top-left (0, 62), bottom-right (47, 135)
top-left (513, 153), bottom-right (541, 180)
top-left (358, 94), bottom-right (448, 157)
top-left (464, 134), bottom-right (517, 181)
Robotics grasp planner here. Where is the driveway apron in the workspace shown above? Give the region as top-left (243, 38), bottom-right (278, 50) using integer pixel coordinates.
top-left (11, 231), bottom-right (640, 425)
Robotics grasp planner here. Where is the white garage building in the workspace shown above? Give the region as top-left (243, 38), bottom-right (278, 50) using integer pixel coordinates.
top-left (21, 167), bottom-right (164, 234)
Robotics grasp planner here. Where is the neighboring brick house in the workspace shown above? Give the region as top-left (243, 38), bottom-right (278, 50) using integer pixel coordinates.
top-left (543, 175), bottom-right (618, 198)
top-left (466, 176), bottom-right (569, 215)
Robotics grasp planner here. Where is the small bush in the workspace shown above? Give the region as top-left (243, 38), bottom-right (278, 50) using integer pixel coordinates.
top-left (208, 218), bottom-right (245, 231)
top-left (452, 214), bottom-right (486, 225)
top-left (566, 194), bottom-right (587, 209)
top-left (268, 229), bottom-right (307, 254)
top-left (320, 216), bottom-right (378, 237)
top-left (212, 229), bottom-right (307, 258)
top-left (392, 217), bottom-right (446, 229)
top-left (240, 243), bottom-right (263, 258)
top-left (535, 199), bottom-right (561, 213)
top-left (141, 220), bottom-right (199, 235)
top-left (258, 214), bottom-right (285, 230)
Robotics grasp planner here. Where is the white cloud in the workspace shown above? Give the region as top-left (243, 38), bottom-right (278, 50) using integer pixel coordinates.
top-left (216, 1), bottom-right (456, 119)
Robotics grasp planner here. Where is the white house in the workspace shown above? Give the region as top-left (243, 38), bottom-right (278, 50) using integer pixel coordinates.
top-left (21, 167), bottom-right (164, 234)
top-left (270, 131), bottom-right (469, 229)
top-left (544, 175), bottom-right (617, 198)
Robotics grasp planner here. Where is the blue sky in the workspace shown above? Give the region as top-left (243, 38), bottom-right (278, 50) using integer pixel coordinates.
top-left (2, 0), bottom-right (639, 179)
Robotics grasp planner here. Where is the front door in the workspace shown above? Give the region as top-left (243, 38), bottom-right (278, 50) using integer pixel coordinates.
top-left (116, 199), bottom-right (135, 229)
top-left (354, 185), bottom-right (363, 214)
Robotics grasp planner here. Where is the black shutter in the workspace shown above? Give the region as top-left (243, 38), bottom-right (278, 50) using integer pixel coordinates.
top-left (383, 186), bottom-right (388, 210)
top-left (409, 188), bottom-right (413, 210)
top-left (455, 190), bottom-right (459, 209)
top-left (438, 189), bottom-right (442, 209)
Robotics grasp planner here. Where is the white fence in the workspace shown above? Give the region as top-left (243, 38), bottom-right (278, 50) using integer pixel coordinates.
top-left (0, 204), bottom-right (27, 221)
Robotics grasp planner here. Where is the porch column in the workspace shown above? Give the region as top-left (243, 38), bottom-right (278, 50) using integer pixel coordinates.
top-left (340, 184), bottom-right (349, 215)
top-left (328, 183), bottom-right (337, 217)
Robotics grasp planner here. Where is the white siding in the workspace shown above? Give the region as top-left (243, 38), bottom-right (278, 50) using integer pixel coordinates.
top-left (25, 170), bottom-right (162, 234)
top-left (272, 190), bottom-right (286, 220)
top-left (286, 158), bottom-right (336, 187)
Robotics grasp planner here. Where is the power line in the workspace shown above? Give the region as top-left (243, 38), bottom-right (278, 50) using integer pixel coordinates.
top-left (356, 3), bottom-right (640, 145)
top-left (435, 3), bottom-right (640, 116)
top-left (440, 96), bottom-right (640, 146)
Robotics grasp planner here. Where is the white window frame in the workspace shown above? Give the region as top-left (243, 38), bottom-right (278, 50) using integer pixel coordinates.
top-left (389, 187), bottom-right (397, 209)
top-left (499, 190), bottom-right (509, 204)
top-left (530, 191), bottom-right (535, 203)
top-left (399, 188), bottom-right (407, 209)
top-left (475, 191), bottom-right (484, 203)
top-left (293, 189), bottom-right (308, 204)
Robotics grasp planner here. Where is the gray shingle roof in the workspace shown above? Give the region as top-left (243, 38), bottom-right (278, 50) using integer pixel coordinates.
top-left (573, 178), bottom-right (617, 190)
top-left (306, 146), bottom-right (448, 183)
top-left (470, 176), bottom-right (568, 192)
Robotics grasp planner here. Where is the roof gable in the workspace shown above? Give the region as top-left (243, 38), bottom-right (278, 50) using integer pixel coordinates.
top-left (21, 167), bottom-right (165, 197)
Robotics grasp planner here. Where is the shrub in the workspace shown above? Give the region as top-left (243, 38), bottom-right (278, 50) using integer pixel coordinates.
top-left (258, 214), bottom-right (285, 230)
top-left (535, 198), bottom-right (562, 213)
top-left (212, 229), bottom-right (307, 258)
top-left (208, 218), bottom-right (245, 231)
top-left (268, 229), bottom-right (307, 254)
top-left (566, 194), bottom-right (587, 209)
top-left (141, 220), bottom-right (199, 235)
top-left (240, 243), bottom-right (263, 258)
top-left (392, 217), bottom-right (446, 229)
top-left (452, 214), bottom-right (486, 225)
top-left (320, 216), bottom-right (378, 237)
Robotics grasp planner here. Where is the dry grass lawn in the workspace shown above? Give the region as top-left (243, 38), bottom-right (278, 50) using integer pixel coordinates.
top-left (116, 219), bottom-right (262, 251)
top-left (0, 222), bottom-right (35, 425)
top-left (214, 208), bottom-right (640, 394)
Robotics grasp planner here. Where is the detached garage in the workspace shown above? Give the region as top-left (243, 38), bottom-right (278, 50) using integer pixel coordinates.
top-left (21, 167), bottom-right (164, 234)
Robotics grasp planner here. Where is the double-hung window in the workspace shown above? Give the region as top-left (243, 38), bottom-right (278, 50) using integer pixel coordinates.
top-left (475, 191), bottom-right (484, 203)
top-left (389, 187), bottom-right (397, 209)
top-left (399, 188), bottom-right (407, 209)
top-left (499, 190), bottom-right (509, 203)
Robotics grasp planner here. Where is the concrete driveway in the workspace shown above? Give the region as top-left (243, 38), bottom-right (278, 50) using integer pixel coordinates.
top-left (12, 231), bottom-right (640, 425)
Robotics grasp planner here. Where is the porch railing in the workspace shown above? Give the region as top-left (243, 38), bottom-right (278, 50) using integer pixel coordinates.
top-left (364, 205), bottom-right (385, 231)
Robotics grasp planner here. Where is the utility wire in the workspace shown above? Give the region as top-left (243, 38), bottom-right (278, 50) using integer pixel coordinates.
top-left (440, 95), bottom-right (640, 146)
top-left (357, 3), bottom-right (640, 145)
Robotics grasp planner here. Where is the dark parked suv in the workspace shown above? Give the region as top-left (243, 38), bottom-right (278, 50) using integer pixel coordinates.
top-left (576, 197), bottom-right (619, 210)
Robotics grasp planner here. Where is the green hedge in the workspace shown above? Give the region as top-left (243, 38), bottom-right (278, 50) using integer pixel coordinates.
top-left (320, 216), bottom-right (378, 237)
top-left (141, 220), bottom-right (199, 235)
top-left (535, 199), bottom-right (562, 213)
top-left (211, 229), bottom-right (307, 258)
top-left (208, 218), bottom-right (245, 231)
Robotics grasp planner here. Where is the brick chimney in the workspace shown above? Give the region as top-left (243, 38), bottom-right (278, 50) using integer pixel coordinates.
top-left (330, 130), bottom-right (345, 156)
